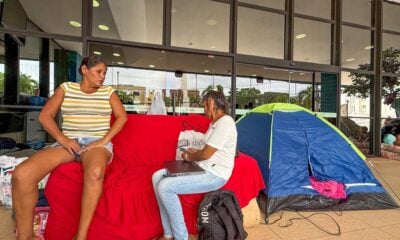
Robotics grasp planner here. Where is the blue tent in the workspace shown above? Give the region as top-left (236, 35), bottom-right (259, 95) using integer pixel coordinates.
top-left (237, 103), bottom-right (397, 216)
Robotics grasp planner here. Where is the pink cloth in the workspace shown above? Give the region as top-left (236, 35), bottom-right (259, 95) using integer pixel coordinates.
top-left (309, 176), bottom-right (346, 199)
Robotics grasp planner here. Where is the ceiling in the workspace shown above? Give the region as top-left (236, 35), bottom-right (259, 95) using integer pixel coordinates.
top-left (4, 0), bottom-right (400, 81)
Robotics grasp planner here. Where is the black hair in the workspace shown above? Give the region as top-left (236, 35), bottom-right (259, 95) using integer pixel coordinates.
top-left (79, 55), bottom-right (105, 75)
top-left (202, 89), bottom-right (229, 114)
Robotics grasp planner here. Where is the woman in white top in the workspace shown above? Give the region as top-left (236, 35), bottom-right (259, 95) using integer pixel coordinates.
top-left (152, 89), bottom-right (237, 240)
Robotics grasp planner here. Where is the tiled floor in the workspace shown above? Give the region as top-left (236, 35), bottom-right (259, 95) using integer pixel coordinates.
top-left (1, 158), bottom-right (399, 240)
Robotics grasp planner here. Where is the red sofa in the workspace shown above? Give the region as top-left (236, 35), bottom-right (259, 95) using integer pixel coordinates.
top-left (44, 114), bottom-right (265, 240)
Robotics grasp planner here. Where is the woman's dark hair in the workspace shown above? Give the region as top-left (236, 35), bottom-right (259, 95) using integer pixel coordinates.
top-left (202, 89), bottom-right (229, 114)
top-left (79, 55), bottom-right (105, 75)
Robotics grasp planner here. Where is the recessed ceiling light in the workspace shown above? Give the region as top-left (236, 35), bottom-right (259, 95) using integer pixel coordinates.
top-left (117, 61), bottom-right (124, 65)
top-left (252, 74), bottom-right (256, 77)
top-left (171, 8), bottom-right (176, 13)
top-left (161, 50), bottom-right (165, 54)
top-left (299, 72), bottom-right (305, 75)
top-left (364, 45), bottom-right (374, 50)
top-left (289, 71), bottom-right (294, 74)
top-left (206, 19), bottom-right (217, 26)
top-left (149, 64), bottom-right (155, 68)
top-left (93, 0), bottom-right (100, 7)
top-left (210, 46), bottom-right (216, 49)
top-left (204, 69), bottom-right (210, 73)
top-left (69, 21), bottom-right (81, 28)
top-left (208, 55), bottom-right (215, 59)
top-left (113, 53), bottom-right (120, 57)
top-left (295, 33), bottom-right (306, 39)
top-left (93, 51), bottom-right (101, 55)
top-left (98, 24), bottom-right (109, 31)
top-left (345, 58), bottom-right (355, 62)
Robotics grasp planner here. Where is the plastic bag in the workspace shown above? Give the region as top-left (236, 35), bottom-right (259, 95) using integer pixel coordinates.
top-left (176, 130), bottom-right (205, 160)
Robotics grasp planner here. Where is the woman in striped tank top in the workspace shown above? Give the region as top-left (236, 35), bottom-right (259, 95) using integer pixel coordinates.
top-left (12, 56), bottom-right (127, 240)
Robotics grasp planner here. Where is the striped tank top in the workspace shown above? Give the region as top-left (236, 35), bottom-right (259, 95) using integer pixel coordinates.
top-left (60, 82), bottom-right (114, 138)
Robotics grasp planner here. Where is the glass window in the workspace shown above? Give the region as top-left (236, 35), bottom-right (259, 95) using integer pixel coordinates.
top-left (171, 0), bottom-right (230, 52)
top-left (295, 0), bottom-right (331, 19)
top-left (383, 33), bottom-right (400, 74)
top-left (88, 43), bottom-right (232, 114)
top-left (341, 26), bottom-right (372, 70)
top-left (340, 71), bottom-right (374, 154)
top-left (383, 1), bottom-right (400, 32)
top-left (92, 0), bottom-right (163, 44)
top-left (341, 71), bottom-right (373, 117)
top-left (237, 8), bottom-right (284, 59)
top-left (238, 0), bottom-right (285, 10)
top-left (382, 74), bottom-right (400, 119)
top-left (294, 18), bottom-right (331, 64)
top-left (236, 64), bottom-right (314, 117)
top-left (1, 0), bottom-right (82, 36)
top-left (342, 0), bottom-right (372, 26)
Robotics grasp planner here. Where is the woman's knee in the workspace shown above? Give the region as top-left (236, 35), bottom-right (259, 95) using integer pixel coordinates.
top-left (84, 165), bottom-right (105, 182)
top-left (12, 164), bottom-right (34, 187)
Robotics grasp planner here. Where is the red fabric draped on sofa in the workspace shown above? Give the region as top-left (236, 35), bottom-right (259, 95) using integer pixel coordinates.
top-left (44, 114), bottom-right (265, 240)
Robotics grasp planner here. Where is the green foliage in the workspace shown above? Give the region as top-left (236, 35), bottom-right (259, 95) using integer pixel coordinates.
top-left (343, 47), bottom-right (400, 99)
top-left (201, 84), bottom-right (224, 97)
top-left (20, 74), bottom-right (38, 95)
top-left (290, 86), bottom-right (313, 109)
top-left (0, 73), bottom-right (38, 95)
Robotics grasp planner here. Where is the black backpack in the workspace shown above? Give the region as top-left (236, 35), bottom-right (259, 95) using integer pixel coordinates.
top-left (198, 190), bottom-right (247, 240)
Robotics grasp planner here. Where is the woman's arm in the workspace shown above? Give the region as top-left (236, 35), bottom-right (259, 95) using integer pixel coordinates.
top-left (38, 87), bottom-right (80, 154)
top-left (184, 145), bottom-right (216, 162)
top-left (97, 92), bottom-right (128, 145)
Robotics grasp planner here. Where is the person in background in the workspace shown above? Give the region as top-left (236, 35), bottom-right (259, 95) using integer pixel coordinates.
top-left (12, 56), bottom-right (127, 240)
top-left (28, 88), bottom-right (46, 107)
top-left (148, 91), bottom-right (167, 115)
top-left (152, 89), bottom-right (237, 240)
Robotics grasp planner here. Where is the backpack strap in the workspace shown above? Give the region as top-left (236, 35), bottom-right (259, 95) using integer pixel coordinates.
top-left (221, 196), bottom-right (247, 239)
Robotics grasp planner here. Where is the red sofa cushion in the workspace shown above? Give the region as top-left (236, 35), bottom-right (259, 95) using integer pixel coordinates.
top-left (44, 115), bottom-right (265, 240)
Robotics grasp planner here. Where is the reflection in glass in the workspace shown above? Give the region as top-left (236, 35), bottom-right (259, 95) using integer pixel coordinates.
top-left (88, 43), bottom-right (232, 114)
top-left (171, 0), bottom-right (229, 52)
top-left (237, 7), bottom-right (284, 59)
top-left (1, 0), bottom-right (82, 36)
top-left (294, 18), bottom-right (331, 64)
top-left (295, 0), bottom-right (331, 19)
top-left (92, 0), bottom-right (163, 44)
top-left (383, 33), bottom-right (400, 74)
top-left (340, 71), bottom-right (374, 154)
top-left (383, 1), bottom-right (400, 32)
top-left (342, 0), bottom-right (372, 26)
top-left (239, 0), bottom-right (285, 10)
top-left (341, 71), bottom-right (372, 117)
top-left (236, 64), bottom-right (314, 113)
top-left (341, 26), bottom-right (372, 70)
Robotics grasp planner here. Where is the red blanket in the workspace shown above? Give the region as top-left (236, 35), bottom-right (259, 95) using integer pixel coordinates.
top-left (44, 115), bottom-right (265, 240)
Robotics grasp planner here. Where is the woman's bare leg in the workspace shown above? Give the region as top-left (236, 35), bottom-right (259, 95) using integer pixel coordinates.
top-left (12, 147), bottom-right (74, 240)
top-left (74, 148), bottom-right (110, 240)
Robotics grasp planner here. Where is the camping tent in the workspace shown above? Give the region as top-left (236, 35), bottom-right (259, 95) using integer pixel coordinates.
top-left (236, 103), bottom-right (397, 216)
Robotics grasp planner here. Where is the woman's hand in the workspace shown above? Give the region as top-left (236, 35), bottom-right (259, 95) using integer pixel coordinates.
top-left (181, 148), bottom-right (198, 162)
top-left (59, 138), bottom-right (81, 156)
